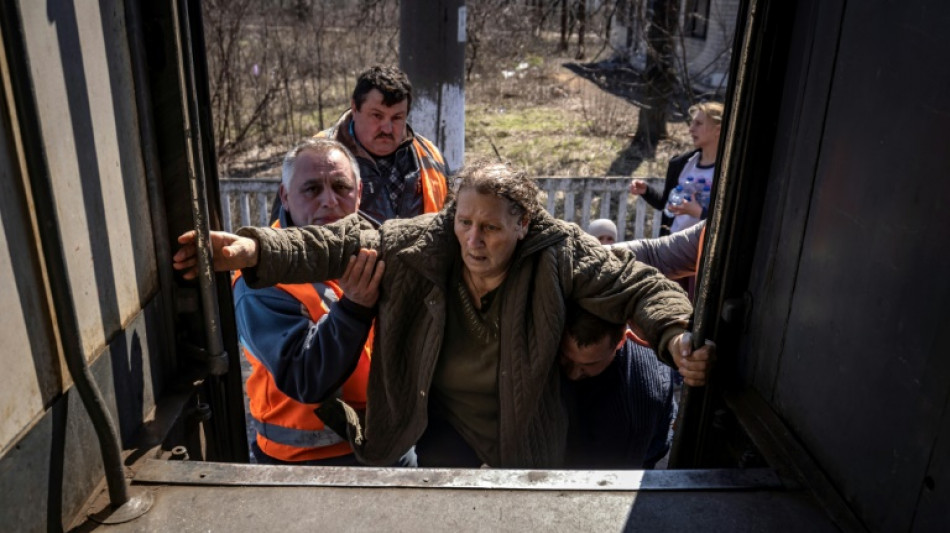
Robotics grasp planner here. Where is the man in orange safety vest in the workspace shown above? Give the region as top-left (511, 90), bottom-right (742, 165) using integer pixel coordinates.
top-left (234, 138), bottom-right (413, 465)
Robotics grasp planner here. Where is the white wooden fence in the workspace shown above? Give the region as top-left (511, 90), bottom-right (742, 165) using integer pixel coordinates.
top-left (219, 177), bottom-right (663, 241)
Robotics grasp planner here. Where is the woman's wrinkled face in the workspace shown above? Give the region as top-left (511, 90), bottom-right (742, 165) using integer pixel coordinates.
top-left (454, 188), bottom-right (528, 281)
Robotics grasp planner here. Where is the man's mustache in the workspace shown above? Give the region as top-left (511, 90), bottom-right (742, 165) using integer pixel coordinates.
top-left (375, 132), bottom-right (394, 140)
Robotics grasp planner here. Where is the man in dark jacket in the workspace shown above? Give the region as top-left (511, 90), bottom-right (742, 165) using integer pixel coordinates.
top-left (560, 305), bottom-right (679, 469)
top-left (315, 65), bottom-right (448, 224)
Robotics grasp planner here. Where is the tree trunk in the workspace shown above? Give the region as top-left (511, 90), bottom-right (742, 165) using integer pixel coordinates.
top-left (633, 0), bottom-right (679, 151)
top-left (535, 0), bottom-right (550, 35)
top-left (575, 0), bottom-right (586, 59)
top-left (624, 0), bottom-right (636, 58)
top-left (559, 0), bottom-right (569, 52)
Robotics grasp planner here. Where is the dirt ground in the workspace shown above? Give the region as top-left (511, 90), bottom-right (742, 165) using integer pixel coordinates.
top-left (466, 55), bottom-right (694, 178)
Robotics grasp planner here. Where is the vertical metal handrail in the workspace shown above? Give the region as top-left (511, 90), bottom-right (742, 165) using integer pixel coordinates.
top-left (172, 0), bottom-right (226, 373)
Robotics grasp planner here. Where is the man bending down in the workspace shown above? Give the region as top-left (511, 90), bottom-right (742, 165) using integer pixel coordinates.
top-left (560, 304), bottom-right (683, 469)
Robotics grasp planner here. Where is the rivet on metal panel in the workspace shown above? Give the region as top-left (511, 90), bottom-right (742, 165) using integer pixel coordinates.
top-left (170, 446), bottom-right (190, 461)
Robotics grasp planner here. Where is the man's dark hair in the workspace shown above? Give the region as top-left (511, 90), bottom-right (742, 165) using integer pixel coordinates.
top-left (565, 303), bottom-right (625, 348)
top-left (352, 65), bottom-right (412, 111)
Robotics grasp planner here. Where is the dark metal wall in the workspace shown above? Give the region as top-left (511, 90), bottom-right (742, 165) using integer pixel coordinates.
top-left (735, 0), bottom-right (950, 530)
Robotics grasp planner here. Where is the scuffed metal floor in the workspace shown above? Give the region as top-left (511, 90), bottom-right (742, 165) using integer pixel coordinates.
top-left (78, 460), bottom-right (839, 532)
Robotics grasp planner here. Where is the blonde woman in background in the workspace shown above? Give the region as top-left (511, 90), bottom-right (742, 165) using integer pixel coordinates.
top-left (629, 102), bottom-right (723, 236)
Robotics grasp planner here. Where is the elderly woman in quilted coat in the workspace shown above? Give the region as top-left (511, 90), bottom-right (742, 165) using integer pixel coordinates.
top-left (174, 160), bottom-right (712, 468)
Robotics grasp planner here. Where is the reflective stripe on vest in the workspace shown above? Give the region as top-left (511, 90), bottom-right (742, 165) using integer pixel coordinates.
top-left (250, 418), bottom-right (344, 448)
top-left (243, 346), bottom-right (361, 462)
top-left (232, 219), bottom-right (372, 461)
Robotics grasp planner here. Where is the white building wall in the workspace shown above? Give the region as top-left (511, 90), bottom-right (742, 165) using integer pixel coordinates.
top-left (608, 0), bottom-right (740, 93)
top-left (682, 0), bottom-right (740, 90)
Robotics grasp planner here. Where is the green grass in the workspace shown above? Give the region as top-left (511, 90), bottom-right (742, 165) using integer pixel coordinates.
top-left (466, 101), bottom-right (632, 177)
top-left (471, 105), bottom-right (574, 134)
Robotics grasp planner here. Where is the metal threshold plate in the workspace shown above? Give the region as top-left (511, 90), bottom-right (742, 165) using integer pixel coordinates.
top-left (134, 459), bottom-right (782, 491)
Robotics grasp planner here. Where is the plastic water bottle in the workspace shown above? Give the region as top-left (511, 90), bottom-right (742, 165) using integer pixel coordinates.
top-left (664, 185), bottom-right (687, 217)
top-left (697, 185), bottom-right (712, 210)
top-left (683, 176), bottom-right (697, 196)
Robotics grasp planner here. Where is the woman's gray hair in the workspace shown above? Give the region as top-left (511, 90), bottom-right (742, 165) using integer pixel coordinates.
top-left (281, 138), bottom-right (361, 188)
top-left (449, 159), bottom-right (542, 220)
